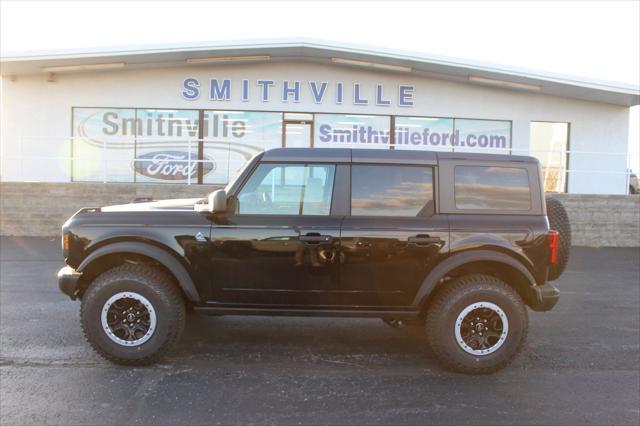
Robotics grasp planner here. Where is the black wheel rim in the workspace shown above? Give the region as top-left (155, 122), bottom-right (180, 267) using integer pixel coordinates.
top-left (101, 292), bottom-right (156, 346)
top-left (455, 302), bottom-right (509, 356)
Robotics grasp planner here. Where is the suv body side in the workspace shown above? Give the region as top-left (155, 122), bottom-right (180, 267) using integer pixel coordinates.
top-left (200, 148), bottom-right (552, 313)
top-left (61, 148), bottom-right (555, 315)
top-left (201, 149), bottom-right (448, 311)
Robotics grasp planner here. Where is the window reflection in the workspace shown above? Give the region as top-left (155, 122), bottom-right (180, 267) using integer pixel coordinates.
top-left (454, 166), bottom-right (531, 210)
top-left (351, 165), bottom-right (434, 217)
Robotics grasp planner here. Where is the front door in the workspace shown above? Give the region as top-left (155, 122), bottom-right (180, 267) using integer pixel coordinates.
top-left (336, 164), bottom-right (449, 307)
top-left (207, 161), bottom-right (341, 306)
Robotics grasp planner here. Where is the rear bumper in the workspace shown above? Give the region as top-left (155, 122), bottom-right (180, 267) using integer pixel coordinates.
top-left (529, 283), bottom-right (560, 312)
top-left (58, 266), bottom-right (82, 300)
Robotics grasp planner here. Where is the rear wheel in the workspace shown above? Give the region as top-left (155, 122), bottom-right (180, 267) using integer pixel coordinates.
top-left (546, 197), bottom-right (571, 280)
top-left (425, 274), bottom-right (528, 374)
top-left (80, 264), bottom-right (186, 365)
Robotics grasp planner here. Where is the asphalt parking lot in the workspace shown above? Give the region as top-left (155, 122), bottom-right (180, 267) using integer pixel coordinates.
top-left (0, 237), bottom-right (638, 425)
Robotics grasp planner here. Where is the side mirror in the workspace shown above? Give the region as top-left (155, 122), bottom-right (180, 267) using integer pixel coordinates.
top-left (208, 189), bottom-right (227, 213)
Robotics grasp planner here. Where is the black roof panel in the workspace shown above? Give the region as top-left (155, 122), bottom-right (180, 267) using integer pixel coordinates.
top-left (261, 147), bottom-right (537, 165)
top-left (351, 149), bottom-right (437, 165)
top-left (436, 151), bottom-right (538, 163)
top-left (262, 148), bottom-right (351, 163)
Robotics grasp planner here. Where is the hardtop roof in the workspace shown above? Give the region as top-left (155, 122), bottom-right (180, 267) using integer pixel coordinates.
top-left (261, 147), bottom-right (538, 165)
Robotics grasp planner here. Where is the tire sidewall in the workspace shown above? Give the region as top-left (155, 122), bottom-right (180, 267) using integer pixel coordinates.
top-left (82, 276), bottom-right (175, 361)
top-left (435, 285), bottom-right (527, 371)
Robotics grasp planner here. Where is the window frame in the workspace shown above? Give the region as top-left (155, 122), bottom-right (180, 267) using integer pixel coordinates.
top-left (438, 159), bottom-right (543, 215)
top-left (348, 163), bottom-right (437, 218)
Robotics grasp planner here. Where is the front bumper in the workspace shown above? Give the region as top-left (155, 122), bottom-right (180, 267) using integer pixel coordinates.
top-left (58, 266), bottom-right (82, 300)
top-left (529, 283), bottom-right (560, 312)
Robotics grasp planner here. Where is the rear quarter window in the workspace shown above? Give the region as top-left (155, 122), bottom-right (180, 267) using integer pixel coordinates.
top-left (454, 165), bottom-right (531, 210)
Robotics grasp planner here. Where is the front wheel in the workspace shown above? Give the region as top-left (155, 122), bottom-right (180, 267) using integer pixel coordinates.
top-left (425, 274), bottom-right (528, 374)
top-left (80, 264), bottom-right (186, 365)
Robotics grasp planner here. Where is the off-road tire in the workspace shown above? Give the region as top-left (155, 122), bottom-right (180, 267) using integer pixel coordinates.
top-left (546, 197), bottom-right (571, 280)
top-left (425, 274), bottom-right (528, 374)
top-left (80, 264), bottom-right (186, 365)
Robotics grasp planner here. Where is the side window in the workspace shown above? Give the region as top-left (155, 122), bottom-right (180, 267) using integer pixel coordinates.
top-left (237, 163), bottom-right (335, 215)
top-left (454, 166), bottom-right (531, 210)
top-left (351, 165), bottom-right (434, 217)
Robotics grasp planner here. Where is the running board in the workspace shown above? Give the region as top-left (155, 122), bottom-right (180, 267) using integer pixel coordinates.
top-left (193, 305), bottom-right (421, 319)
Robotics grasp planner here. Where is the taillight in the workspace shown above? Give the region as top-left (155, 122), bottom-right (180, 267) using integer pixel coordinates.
top-left (548, 230), bottom-right (559, 265)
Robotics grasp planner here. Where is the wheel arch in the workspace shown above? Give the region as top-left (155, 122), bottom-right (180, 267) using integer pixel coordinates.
top-left (414, 250), bottom-right (538, 310)
top-left (77, 241), bottom-right (200, 302)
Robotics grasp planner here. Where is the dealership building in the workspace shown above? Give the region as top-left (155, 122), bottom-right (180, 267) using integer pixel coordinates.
top-left (1, 39), bottom-right (639, 197)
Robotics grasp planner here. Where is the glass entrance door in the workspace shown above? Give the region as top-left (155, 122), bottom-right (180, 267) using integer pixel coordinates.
top-left (529, 121), bottom-right (569, 192)
top-left (284, 122), bottom-right (312, 148)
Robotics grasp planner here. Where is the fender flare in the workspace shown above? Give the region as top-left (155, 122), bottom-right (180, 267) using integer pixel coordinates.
top-left (77, 241), bottom-right (200, 302)
top-left (412, 249), bottom-right (536, 306)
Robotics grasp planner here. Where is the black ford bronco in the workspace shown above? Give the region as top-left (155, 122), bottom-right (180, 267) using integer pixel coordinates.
top-left (58, 148), bottom-right (570, 374)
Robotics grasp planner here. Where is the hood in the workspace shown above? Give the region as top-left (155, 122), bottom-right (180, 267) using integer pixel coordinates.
top-left (101, 198), bottom-right (206, 212)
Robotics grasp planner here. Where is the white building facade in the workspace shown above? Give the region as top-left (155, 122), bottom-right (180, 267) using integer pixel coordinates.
top-left (1, 39), bottom-right (638, 194)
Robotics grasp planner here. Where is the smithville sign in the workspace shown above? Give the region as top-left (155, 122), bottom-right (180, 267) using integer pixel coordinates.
top-left (181, 78), bottom-right (415, 106)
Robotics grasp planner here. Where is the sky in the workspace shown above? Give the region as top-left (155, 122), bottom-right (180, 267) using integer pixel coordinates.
top-left (1, 0), bottom-right (639, 168)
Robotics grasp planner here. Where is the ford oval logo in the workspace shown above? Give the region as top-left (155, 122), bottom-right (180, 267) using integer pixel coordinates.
top-left (134, 151), bottom-right (215, 181)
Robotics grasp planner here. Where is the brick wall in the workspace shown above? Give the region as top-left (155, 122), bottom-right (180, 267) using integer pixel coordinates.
top-left (1, 182), bottom-right (638, 246)
top-left (548, 194), bottom-right (639, 247)
top-left (0, 182), bottom-right (221, 237)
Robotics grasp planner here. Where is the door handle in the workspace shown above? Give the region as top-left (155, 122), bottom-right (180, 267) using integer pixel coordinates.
top-left (408, 235), bottom-right (443, 245)
top-left (299, 234), bottom-right (333, 244)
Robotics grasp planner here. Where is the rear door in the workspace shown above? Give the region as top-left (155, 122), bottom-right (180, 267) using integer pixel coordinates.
top-left (336, 163), bottom-right (449, 307)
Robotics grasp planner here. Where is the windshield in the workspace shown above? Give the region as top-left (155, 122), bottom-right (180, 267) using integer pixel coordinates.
top-left (224, 153), bottom-right (261, 194)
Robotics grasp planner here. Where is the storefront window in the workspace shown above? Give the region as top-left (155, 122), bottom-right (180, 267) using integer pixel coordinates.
top-left (453, 119), bottom-right (511, 154)
top-left (72, 108), bottom-right (202, 183)
top-left (394, 117), bottom-right (454, 151)
top-left (203, 111), bottom-right (282, 184)
top-left (314, 114), bottom-right (391, 149)
top-left (529, 121), bottom-right (569, 192)
top-left (135, 109), bottom-right (200, 184)
top-left (72, 107), bottom-right (136, 182)
top-left (71, 107), bottom-right (518, 185)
